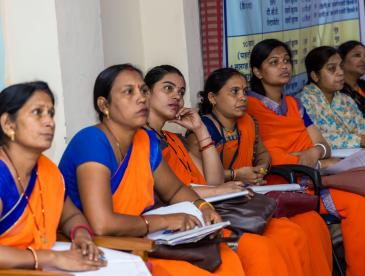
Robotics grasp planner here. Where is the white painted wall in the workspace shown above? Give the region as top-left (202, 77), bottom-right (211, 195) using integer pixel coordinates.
top-left (101, 0), bottom-right (145, 68)
top-left (1, 0), bottom-right (67, 161)
top-left (100, 0), bottom-right (204, 133)
top-left (1, 0), bottom-right (204, 161)
top-left (55, 0), bottom-right (104, 141)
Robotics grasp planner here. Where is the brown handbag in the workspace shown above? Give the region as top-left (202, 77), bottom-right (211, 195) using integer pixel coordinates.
top-left (213, 192), bottom-right (277, 236)
top-left (265, 191), bottom-right (319, 218)
top-left (149, 237), bottom-right (222, 272)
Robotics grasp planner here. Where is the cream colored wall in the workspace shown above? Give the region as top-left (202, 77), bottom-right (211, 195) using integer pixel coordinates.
top-left (1, 0), bottom-right (67, 161)
top-left (0, 0), bottom-right (203, 161)
top-left (100, 0), bottom-right (204, 133)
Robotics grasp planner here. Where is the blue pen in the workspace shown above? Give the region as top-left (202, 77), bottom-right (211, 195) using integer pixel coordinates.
top-left (162, 229), bottom-right (175, 234)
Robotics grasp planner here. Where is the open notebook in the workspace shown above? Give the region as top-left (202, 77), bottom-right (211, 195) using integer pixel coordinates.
top-left (45, 242), bottom-right (151, 276)
top-left (144, 201), bottom-right (230, 246)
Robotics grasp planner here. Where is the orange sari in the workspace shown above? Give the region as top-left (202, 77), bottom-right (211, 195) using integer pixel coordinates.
top-left (248, 95), bottom-right (365, 275)
top-left (162, 131), bottom-right (206, 186)
top-left (0, 155), bottom-right (65, 250)
top-left (111, 129), bottom-right (245, 276)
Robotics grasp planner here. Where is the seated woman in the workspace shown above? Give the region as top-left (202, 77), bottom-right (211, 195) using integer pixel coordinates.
top-left (247, 38), bottom-right (365, 276)
top-left (145, 65), bottom-right (245, 197)
top-left (299, 45), bottom-right (365, 149)
top-left (0, 82), bottom-right (105, 271)
top-left (189, 66), bottom-right (332, 276)
top-left (339, 40), bottom-right (365, 116)
top-left (59, 64), bottom-right (245, 276)
top-left (145, 64), bottom-right (326, 276)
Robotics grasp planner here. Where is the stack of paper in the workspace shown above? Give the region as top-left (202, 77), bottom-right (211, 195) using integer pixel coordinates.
top-left (331, 148), bottom-right (363, 158)
top-left (48, 242), bottom-right (151, 276)
top-left (321, 149), bottom-right (365, 175)
top-left (144, 201), bottom-right (230, 245)
top-left (199, 184), bottom-right (301, 203)
top-left (250, 184), bottom-right (301, 194)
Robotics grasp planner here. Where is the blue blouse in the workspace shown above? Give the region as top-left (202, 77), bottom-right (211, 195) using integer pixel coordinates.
top-left (59, 126), bottom-right (162, 210)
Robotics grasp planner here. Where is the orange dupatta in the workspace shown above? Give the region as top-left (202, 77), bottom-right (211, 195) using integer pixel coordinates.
top-left (162, 131), bottom-right (206, 186)
top-left (247, 96), bottom-right (313, 165)
top-left (0, 155), bottom-right (65, 249)
top-left (209, 113), bottom-right (255, 170)
top-left (111, 129), bottom-right (155, 216)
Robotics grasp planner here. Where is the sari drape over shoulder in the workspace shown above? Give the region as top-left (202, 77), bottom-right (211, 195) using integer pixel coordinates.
top-left (161, 131), bottom-right (206, 186)
top-left (247, 95), bottom-right (313, 165)
top-left (0, 155), bottom-right (65, 250)
top-left (202, 113), bottom-right (255, 170)
top-left (111, 129), bottom-right (156, 215)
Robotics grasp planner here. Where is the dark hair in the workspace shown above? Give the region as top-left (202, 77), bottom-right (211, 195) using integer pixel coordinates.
top-left (93, 63), bottom-right (143, 121)
top-left (305, 46), bottom-right (339, 84)
top-left (249, 39), bottom-right (293, 96)
top-left (145, 65), bottom-right (185, 89)
top-left (198, 67), bottom-right (245, 115)
top-left (338, 40), bottom-right (365, 60)
top-left (0, 81), bottom-right (54, 145)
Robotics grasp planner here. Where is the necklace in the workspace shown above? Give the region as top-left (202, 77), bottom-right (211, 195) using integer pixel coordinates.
top-left (102, 122), bottom-right (125, 163)
top-left (1, 148), bottom-right (48, 245)
top-left (211, 112), bottom-right (238, 136)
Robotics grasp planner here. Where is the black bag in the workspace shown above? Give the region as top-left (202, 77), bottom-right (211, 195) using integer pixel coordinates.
top-left (149, 237), bottom-right (222, 272)
top-left (213, 192), bottom-right (277, 236)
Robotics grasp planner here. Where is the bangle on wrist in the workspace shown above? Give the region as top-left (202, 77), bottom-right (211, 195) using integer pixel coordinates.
top-left (197, 201), bottom-right (215, 211)
top-left (199, 141), bottom-right (215, 152)
top-left (198, 136), bottom-right (211, 144)
top-left (230, 169), bottom-right (237, 181)
top-left (193, 198), bottom-right (205, 208)
top-left (27, 246), bottom-right (39, 270)
top-left (140, 215), bottom-right (150, 236)
top-left (70, 224), bottom-right (94, 241)
top-left (314, 143), bottom-right (327, 159)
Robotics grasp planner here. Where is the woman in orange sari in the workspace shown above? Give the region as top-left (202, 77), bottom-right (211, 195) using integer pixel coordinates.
top-left (191, 67), bottom-right (332, 276)
top-left (59, 64), bottom-right (245, 276)
top-left (0, 82), bottom-right (105, 271)
top-left (145, 65), bottom-right (324, 276)
top-left (247, 38), bottom-right (365, 276)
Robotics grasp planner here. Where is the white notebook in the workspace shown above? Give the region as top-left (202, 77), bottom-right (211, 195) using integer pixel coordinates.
top-left (144, 201), bottom-right (230, 245)
top-left (46, 242), bottom-right (151, 276)
top-left (198, 183), bottom-right (301, 203)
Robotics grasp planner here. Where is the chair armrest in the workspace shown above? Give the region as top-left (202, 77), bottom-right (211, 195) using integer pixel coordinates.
top-left (269, 165), bottom-right (295, 183)
top-left (0, 270), bottom-right (71, 276)
top-left (269, 164), bottom-right (322, 195)
top-left (57, 233), bottom-right (155, 260)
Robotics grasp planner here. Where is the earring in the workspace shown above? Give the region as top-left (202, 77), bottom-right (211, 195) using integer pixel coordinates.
top-left (104, 110), bottom-right (110, 120)
top-left (8, 130), bottom-right (15, 142)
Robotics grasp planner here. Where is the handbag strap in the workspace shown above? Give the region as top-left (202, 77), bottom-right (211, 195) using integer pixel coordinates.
top-left (320, 188), bottom-right (341, 219)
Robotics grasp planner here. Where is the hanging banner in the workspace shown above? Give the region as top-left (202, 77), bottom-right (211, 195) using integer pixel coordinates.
top-left (224, 0), bottom-right (364, 94)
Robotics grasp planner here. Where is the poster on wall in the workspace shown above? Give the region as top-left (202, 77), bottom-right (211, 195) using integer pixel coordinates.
top-left (224, 0), bottom-right (364, 94)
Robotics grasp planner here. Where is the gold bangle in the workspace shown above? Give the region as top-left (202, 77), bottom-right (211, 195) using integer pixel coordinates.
top-left (27, 246), bottom-right (39, 270)
top-left (193, 198), bottom-right (206, 209)
top-left (140, 216), bottom-right (150, 236)
top-left (198, 201), bottom-right (215, 211)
